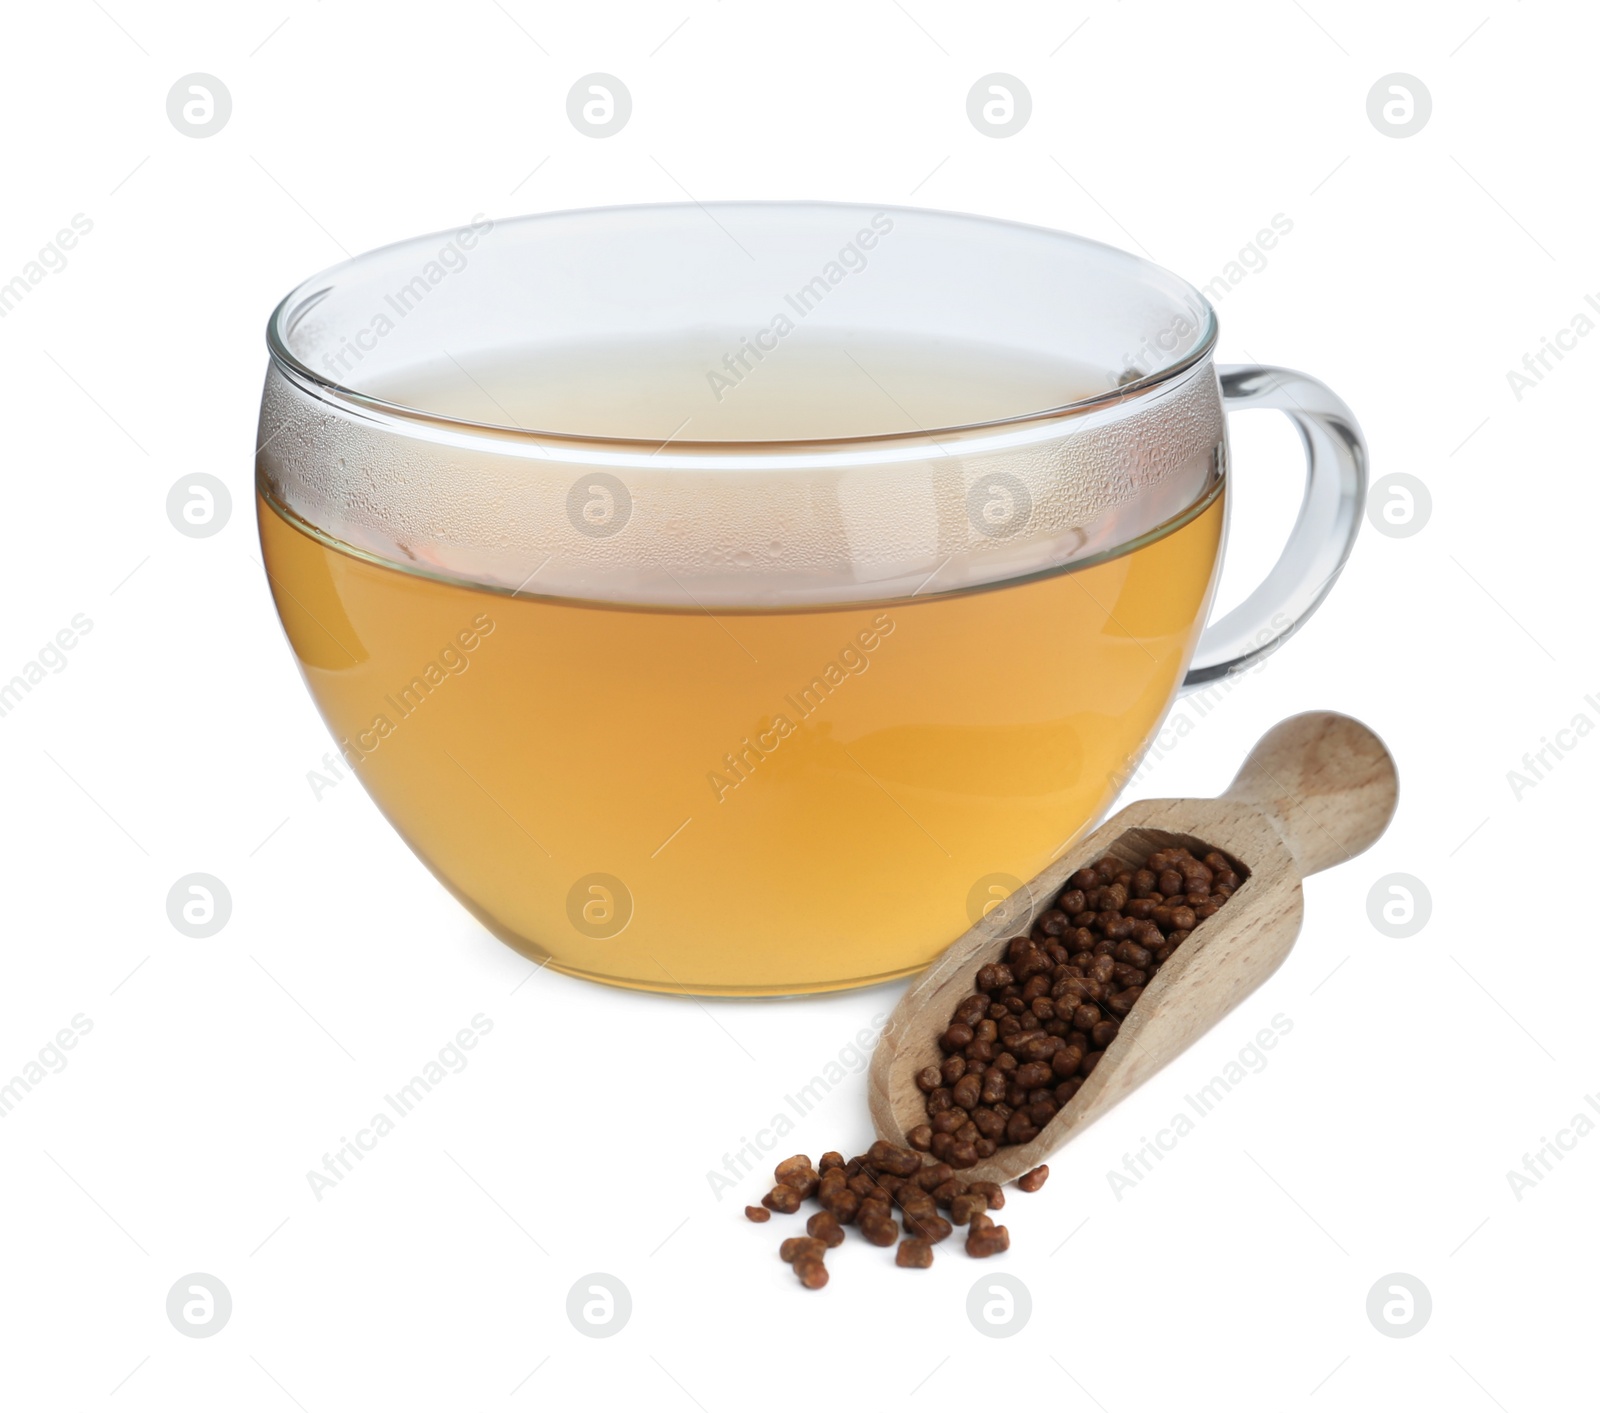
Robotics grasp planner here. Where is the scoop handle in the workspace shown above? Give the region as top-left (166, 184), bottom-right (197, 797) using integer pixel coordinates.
top-left (1221, 711), bottom-right (1398, 876)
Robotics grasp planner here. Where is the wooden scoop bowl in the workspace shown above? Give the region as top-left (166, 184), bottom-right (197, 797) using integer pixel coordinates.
top-left (868, 711), bottom-right (1398, 1185)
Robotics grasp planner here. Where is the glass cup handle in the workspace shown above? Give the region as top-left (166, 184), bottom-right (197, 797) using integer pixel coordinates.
top-left (1181, 364), bottom-right (1368, 690)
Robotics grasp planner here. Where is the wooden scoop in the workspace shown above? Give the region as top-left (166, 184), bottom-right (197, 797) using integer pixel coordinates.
top-left (868, 711), bottom-right (1398, 1185)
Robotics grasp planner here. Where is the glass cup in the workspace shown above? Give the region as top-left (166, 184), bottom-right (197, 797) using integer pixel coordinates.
top-left (256, 202), bottom-right (1365, 995)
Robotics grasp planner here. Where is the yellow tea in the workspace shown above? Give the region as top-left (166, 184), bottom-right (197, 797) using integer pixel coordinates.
top-left (260, 450), bottom-right (1222, 994)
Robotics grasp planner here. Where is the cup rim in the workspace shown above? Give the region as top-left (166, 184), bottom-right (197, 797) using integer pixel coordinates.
top-left (265, 200), bottom-right (1219, 456)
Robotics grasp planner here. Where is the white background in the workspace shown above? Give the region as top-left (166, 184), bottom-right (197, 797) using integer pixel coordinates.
top-left (1, 1), bottom-right (1593, 1407)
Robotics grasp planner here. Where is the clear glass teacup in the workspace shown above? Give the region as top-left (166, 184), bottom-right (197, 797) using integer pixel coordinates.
top-left (257, 202), bottom-right (1364, 995)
